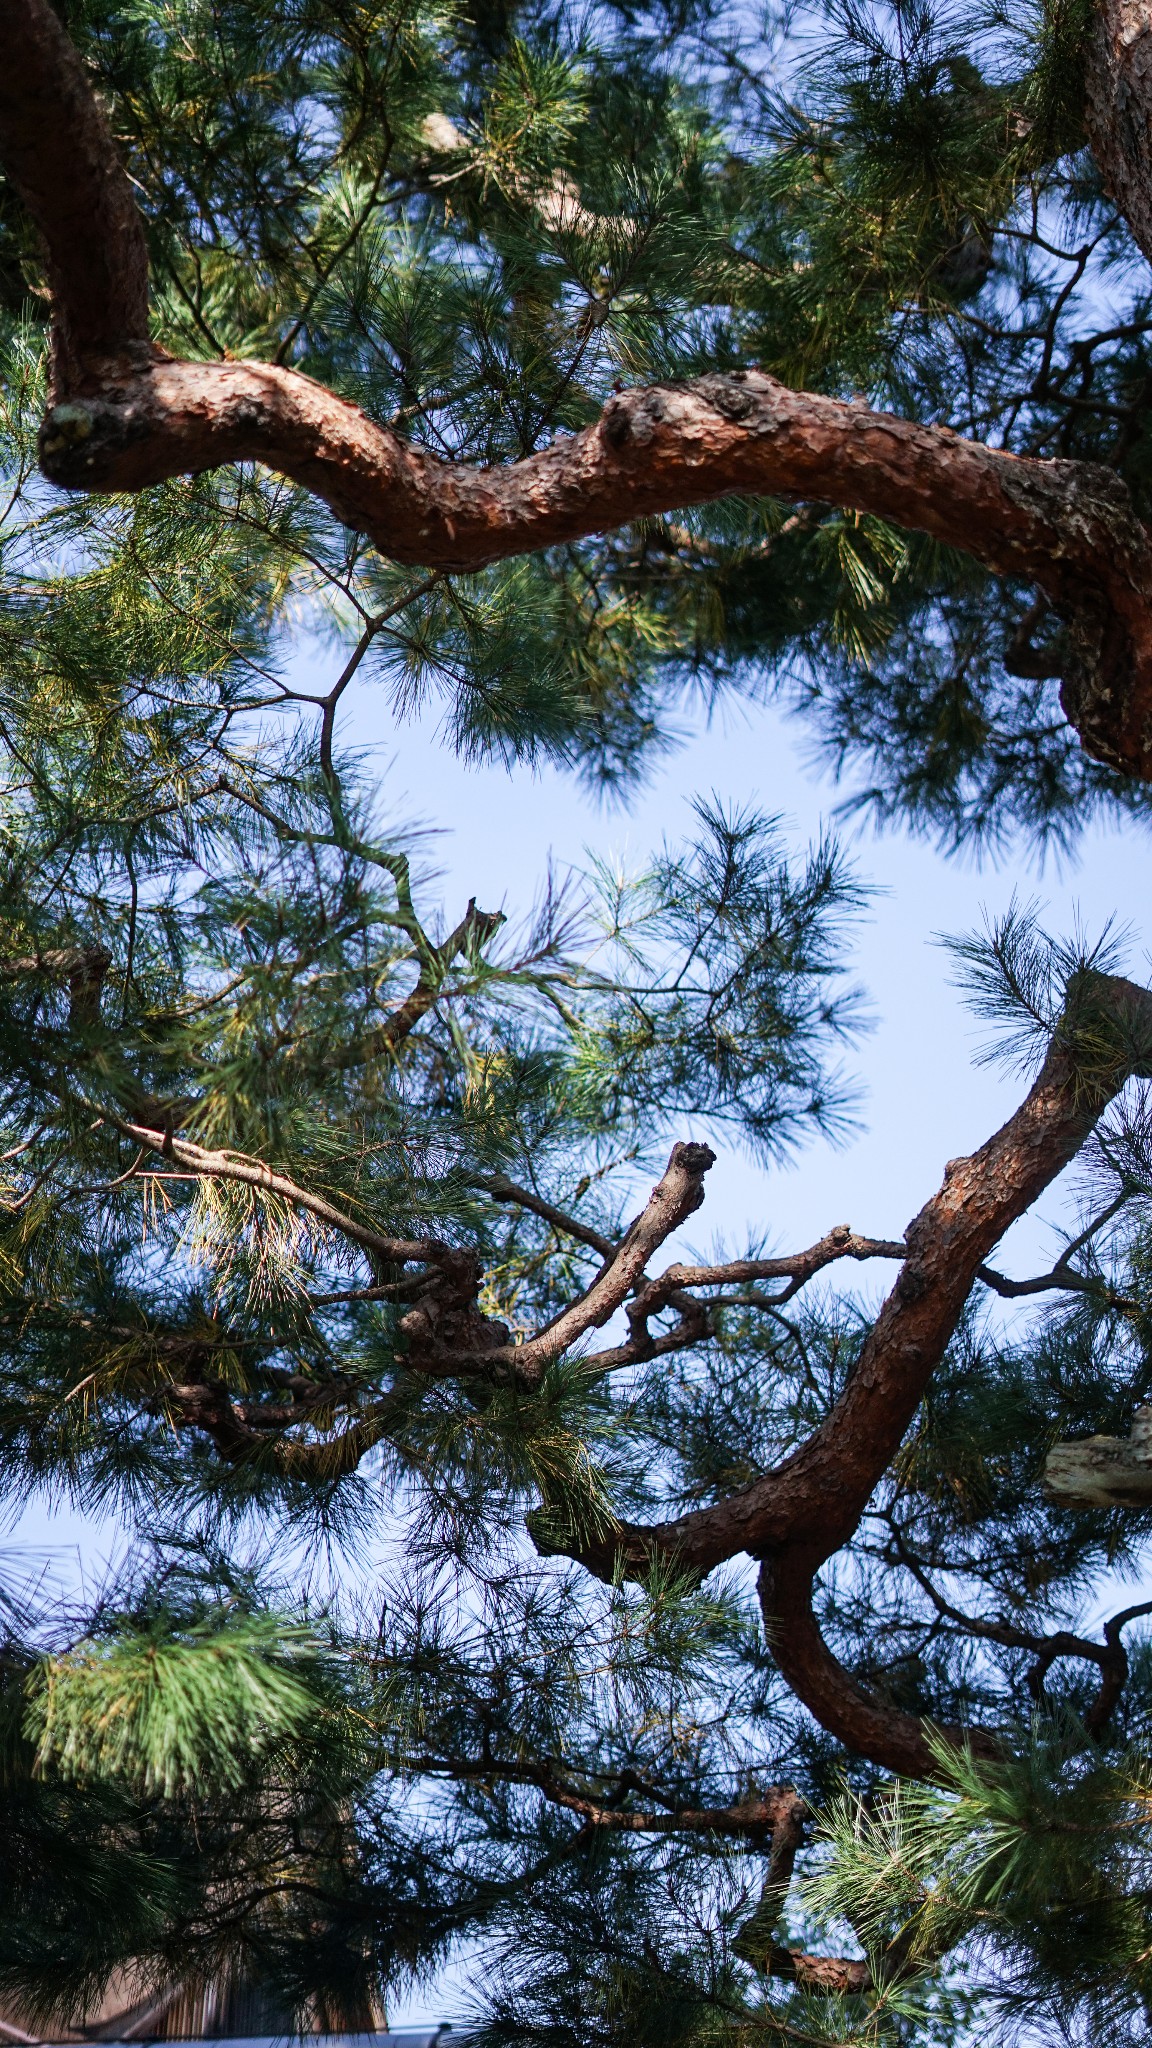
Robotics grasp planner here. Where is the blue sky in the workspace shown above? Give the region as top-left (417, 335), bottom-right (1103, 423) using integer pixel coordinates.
top-left (341, 671), bottom-right (1152, 2027)
top-left (342, 668), bottom-right (1151, 1265)
top-left (9, 654), bottom-right (1152, 2030)
top-left (14, 658), bottom-right (1152, 1640)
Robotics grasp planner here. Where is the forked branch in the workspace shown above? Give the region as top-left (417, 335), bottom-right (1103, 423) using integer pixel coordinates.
top-left (546, 969), bottom-right (1152, 1775)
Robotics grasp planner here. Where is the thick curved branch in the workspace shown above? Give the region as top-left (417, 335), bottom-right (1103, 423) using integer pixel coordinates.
top-left (757, 1556), bottom-right (1002, 1780)
top-left (23, 359), bottom-right (1152, 778)
top-left (545, 971), bottom-right (1152, 1772)
top-left (4, 0), bottom-right (1152, 775)
top-left (564, 971), bottom-right (1152, 1585)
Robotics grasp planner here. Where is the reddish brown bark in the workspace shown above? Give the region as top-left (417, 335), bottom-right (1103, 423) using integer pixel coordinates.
top-left (4, 0), bottom-right (1152, 776)
top-left (551, 971), bottom-right (1152, 1774)
top-left (503, 1139), bottom-right (716, 1380)
top-left (23, 355), bottom-right (1152, 781)
top-left (97, 978), bottom-right (1152, 1778)
top-left (7, 0), bottom-right (1152, 1786)
top-left (565, 972), bottom-right (1152, 1582)
top-left (1086, 0), bottom-right (1152, 267)
top-left (756, 1557), bottom-right (1002, 1781)
top-left (0, 0), bottom-right (150, 388)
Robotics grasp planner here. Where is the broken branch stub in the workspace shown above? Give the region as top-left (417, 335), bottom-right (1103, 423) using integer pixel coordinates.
top-left (1045, 1406), bottom-right (1152, 1508)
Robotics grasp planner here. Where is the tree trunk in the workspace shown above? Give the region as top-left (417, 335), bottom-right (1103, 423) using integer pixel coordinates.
top-left (1086, 0), bottom-right (1152, 265)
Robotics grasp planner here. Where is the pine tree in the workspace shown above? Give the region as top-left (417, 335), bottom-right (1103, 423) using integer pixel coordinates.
top-left (5, 2), bottom-right (1152, 2044)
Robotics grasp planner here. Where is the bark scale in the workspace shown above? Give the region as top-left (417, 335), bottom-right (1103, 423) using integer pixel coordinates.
top-left (1087, 0), bottom-right (1152, 266)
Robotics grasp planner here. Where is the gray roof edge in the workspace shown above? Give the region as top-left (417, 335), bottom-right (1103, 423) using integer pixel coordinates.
top-left (57, 2036), bottom-right (455, 2048)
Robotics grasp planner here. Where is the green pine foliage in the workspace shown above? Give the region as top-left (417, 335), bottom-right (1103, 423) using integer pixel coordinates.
top-left (5, 0), bottom-right (1149, 835)
top-left (808, 1722), bottom-right (1152, 2041)
top-left (6, 1), bottom-right (1152, 2044)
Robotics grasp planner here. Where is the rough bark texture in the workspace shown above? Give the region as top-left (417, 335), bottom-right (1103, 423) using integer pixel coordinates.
top-left (4, 0), bottom-right (1152, 774)
top-left (25, 357), bottom-right (1152, 780)
top-left (567, 974), bottom-right (1152, 1578)
top-left (554, 971), bottom-right (1152, 1775)
top-left (0, 0), bottom-right (150, 389)
top-left (1087, 0), bottom-right (1152, 266)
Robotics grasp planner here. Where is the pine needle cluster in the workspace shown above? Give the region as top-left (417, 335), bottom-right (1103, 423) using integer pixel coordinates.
top-left (4, 3), bottom-right (1152, 2045)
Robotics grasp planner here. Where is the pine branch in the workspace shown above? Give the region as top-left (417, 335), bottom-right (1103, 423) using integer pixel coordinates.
top-left (883, 1519), bottom-right (1149, 1734)
top-left (470, 1172), bottom-right (620, 1260)
top-left (0, 944), bottom-right (112, 1026)
top-left (979, 1189), bottom-right (1132, 1298)
top-left (106, 1114), bottom-right (449, 1269)
top-left (326, 897), bottom-right (507, 1069)
top-left (5, 0), bottom-right (1152, 779)
top-left (544, 967), bottom-right (1152, 1775)
top-left (407, 1747), bottom-right (802, 1841)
